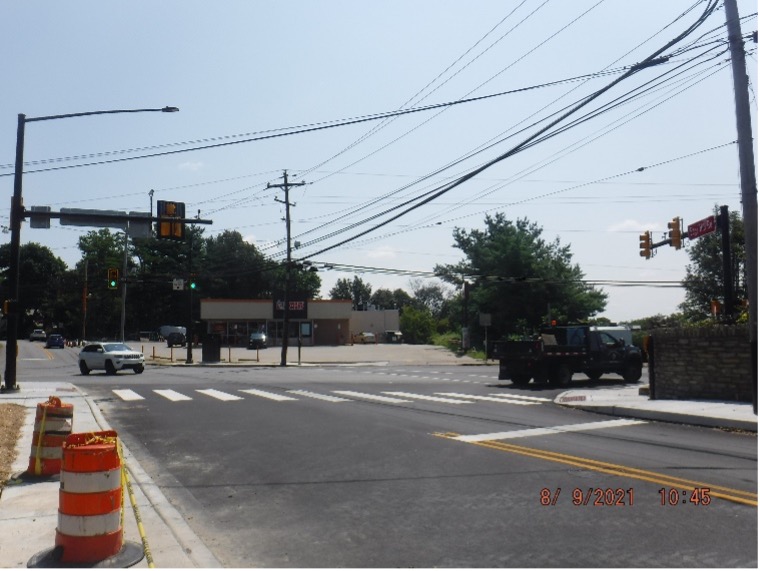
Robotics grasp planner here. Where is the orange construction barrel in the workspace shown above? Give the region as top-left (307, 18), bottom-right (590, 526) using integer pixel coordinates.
top-left (27, 396), bottom-right (73, 477)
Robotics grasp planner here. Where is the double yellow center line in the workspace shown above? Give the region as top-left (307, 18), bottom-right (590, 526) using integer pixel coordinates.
top-left (434, 432), bottom-right (757, 507)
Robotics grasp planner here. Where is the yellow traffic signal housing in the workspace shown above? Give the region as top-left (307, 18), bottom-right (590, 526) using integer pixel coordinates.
top-left (639, 231), bottom-right (652, 259)
top-left (157, 200), bottom-right (186, 240)
top-left (668, 217), bottom-right (682, 250)
top-left (107, 268), bottom-right (119, 289)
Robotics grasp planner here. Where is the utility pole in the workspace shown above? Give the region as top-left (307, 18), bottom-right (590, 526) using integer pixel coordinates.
top-left (724, 0), bottom-right (757, 413)
top-left (268, 170), bottom-right (306, 366)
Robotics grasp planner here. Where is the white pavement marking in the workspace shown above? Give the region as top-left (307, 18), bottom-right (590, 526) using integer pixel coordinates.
top-left (488, 393), bottom-right (551, 402)
top-left (240, 389), bottom-right (298, 401)
top-left (435, 393), bottom-right (540, 405)
top-left (113, 389), bottom-right (143, 401)
top-left (154, 389), bottom-right (192, 402)
top-left (453, 419), bottom-right (647, 442)
top-left (287, 390), bottom-right (352, 402)
top-left (333, 391), bottom-right (413, 403)
top-left (196, 389), bottom-right (244, 401)
top-left (382, 392), bottom-right (474, 404)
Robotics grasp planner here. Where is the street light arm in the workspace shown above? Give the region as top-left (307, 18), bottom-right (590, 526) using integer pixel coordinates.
top-left (25, 106), bottom-right (179, 123)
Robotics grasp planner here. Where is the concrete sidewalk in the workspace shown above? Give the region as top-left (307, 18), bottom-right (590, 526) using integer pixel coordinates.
top-left (554, 386), bottom-right (757, 432)
top-left (0, 383), bottom-right (222, 568)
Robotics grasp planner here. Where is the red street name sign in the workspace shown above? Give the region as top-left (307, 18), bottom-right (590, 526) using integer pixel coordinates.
top-left (687, 215), bottom-right (717, 240)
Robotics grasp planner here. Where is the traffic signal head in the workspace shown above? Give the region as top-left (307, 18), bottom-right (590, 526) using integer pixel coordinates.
top-left (668, 217), bottom-right (682, 250)
top-left (639, 231), bottom-right (652, 259)
top-left (107, 268), bottom-right (119, 289)
top-left (156, 200), bottom-right (186, 240)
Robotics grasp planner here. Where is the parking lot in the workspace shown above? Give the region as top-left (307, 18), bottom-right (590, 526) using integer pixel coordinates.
top-left (139, 340), bottom-right (486, 367)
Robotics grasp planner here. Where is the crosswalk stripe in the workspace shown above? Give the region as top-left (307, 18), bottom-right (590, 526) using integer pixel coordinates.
top-left (435, 393), bottom-right (539, 405)
top-left (112, 389), bottom-right (143, 401)
top-left (332, 391), bottom-right (412, 403)
top-left (240, 389), bottom-right (298, 401)
top-left (453, 419), bottom-right (647, 442)
top-left (196, 389), bottom-right (244, 401)
top-left (154, 389), bottom-right (192, 402)
top-left (287, 390), bottom-right (351, 402)
top-left (488, 393), bottom-right (551, 402)
top-left (382, 392), bottom-right (474, 404)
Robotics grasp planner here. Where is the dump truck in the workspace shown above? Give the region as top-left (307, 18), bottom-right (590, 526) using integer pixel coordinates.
top-left (489, 324), bottom-right (642, 386)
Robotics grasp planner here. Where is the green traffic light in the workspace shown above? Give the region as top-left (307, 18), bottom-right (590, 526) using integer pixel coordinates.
top-left (190, 282), bottom-right (196, 289)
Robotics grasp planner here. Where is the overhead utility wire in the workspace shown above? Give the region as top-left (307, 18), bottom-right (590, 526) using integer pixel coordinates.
top-left (295, 0), bottom-right (720, 260)
top-left (293, 9), bottom-right (727, 254)
top-left (281, 3), bottom-right (717, 248)
top-left (285, 0), bottom-right (600, 227)
top-left (280, 56), bottom-right (723, 257)
top-left (378, 46), bottom-right (729, 237)
top-left (0, 70), bottom-right (627, 178)
top-left (293, 0), bottom-right (547, 182)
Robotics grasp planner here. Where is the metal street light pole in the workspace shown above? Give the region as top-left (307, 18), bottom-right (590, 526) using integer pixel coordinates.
top-left (1, 106), bottom-right (178, 392)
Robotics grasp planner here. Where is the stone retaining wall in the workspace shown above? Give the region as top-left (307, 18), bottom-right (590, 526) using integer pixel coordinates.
top-left (650, 326), bottom-right (752, 402)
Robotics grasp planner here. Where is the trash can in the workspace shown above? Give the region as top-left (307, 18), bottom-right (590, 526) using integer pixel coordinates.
top-left (202, 333), bottom-right (221, 363)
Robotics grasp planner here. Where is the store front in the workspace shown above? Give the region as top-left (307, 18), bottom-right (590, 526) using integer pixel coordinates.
top-left (201, 298), bottom-right (352, 347)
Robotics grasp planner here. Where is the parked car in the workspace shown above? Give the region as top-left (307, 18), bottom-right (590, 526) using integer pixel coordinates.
top-left (45, 334), bottom-right (65, 349)
top-left (166, 331), bottom-right (186, 348)
top-left (29, 329), bottom-right (47, 342)
top-left (353, 331), bottom-right (376, 344)
top-left (248, 331), bottom-right (268, 349)
top-left (79, 342), bottom-right (145, 375)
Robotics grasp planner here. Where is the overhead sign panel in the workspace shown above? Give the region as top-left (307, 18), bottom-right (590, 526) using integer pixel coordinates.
top-left (128, 211), bottom-right (152, 238)
top-left (60, 208), bottom-right (127, 229)
top-left (29, 206), bottom-right (51, 229)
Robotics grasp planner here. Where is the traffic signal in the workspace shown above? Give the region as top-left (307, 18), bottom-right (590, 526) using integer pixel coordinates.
top-left (157, 200), bottom-right (186, 240)
top-left (668, 217), bottom-right (682, 250)
top-left (107, 268), bottom-right (119, 289)
top-left (639, 231), bottom-right (652, 259)
top-left (189, 275), bottom-right (197, 290)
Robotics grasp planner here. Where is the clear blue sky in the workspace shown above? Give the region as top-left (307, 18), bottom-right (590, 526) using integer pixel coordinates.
top-left (1, 1), bottom-right (756, 321)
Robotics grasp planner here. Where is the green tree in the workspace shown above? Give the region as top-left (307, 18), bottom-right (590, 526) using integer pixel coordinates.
top-left (399, 306), bottom-right (435, 344)
top-left (370, 287), bottom-right (413, 310)
top-left (679, 207), bottom-right (745, 322)
top-left (435, 214), bottom-right (606, 342)
top-left (329, 275), bottom-right (373, 309)
top-left (76, 229), bottom-right (129, 339)
top-left (409, 279), bottom-right (449, 318)
top-left (0, 242), bottom-right (69, 335)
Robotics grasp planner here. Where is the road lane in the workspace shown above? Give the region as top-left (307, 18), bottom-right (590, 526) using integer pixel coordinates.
top-left (87, 364), bottom-right (756, 567)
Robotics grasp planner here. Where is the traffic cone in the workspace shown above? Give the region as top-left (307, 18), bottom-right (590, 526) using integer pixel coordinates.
top-left (28, 431), bottom-right (144, 567)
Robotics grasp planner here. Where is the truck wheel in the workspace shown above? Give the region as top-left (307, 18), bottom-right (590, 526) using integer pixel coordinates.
top-left (105, 360), bottom-right (117, 375)
top-left (622, 361), bottom-right (642, 383)
top-left (511, 375), bottom-right (531, 386)
top-left (533, 371), bottom-right (549, 384)
top-left (551, 365), bottom-right (572, 387)
top-left (79, 361), bottom-right (90, 375)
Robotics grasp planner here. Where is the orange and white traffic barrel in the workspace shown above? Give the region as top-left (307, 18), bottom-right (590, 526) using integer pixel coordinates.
top-left (28, 430), bottom-right (144, 568)
top-left (27, 396), bottom-right (73, 477)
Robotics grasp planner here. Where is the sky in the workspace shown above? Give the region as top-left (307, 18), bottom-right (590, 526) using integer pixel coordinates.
top-left (1, 0), bottom-right (757, 322)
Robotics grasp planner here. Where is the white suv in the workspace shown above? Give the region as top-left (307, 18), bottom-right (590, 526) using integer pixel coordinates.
top-left (79, 342), bottom-right (145, 375)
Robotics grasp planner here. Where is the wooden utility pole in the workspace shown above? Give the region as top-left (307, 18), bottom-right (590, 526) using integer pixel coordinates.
top-left (724, 0), bottom-right (757, 413)
top-left (268, 171), bottom-right (306, 366)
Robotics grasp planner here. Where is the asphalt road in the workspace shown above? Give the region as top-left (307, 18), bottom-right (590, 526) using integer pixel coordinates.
top-left (10, 342), bottom-right (759, 567)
